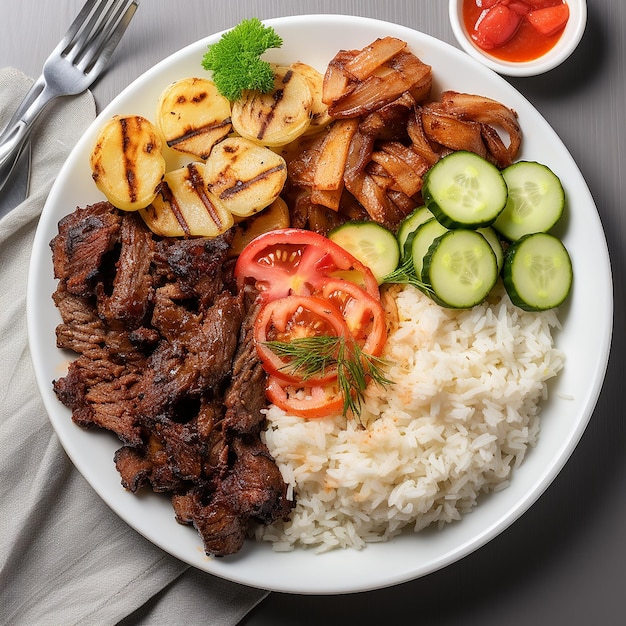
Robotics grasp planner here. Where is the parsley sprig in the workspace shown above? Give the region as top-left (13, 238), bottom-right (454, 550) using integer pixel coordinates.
top-left (201, 18), bottom-right (283, 101)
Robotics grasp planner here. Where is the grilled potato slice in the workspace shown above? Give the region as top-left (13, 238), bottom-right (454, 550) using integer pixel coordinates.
top-left (290, 62), bottom-right (332, 134)
top-left (203, 137), bottom-right (287, 217)
top-left (231, 65), bottom-right (312, 147)
top-left (90, 115), bottom-right (165, 211)
top-left (139, 162), bottom-right (234, 237)
top-left (156, 77), bottom-right (232, 159)
top-left (229, 196), bottom-right (290, 256)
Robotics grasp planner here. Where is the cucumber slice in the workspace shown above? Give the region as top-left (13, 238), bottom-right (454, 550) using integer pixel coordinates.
top-left (410, 217), bottom-right (448, 280)
top-left (422, 151), bottom-right (508, 229)
top-left (503, 232), bottom-right (572, 311)
top-left (397, 205), bottom-right (433, 258)
top-left (477, 226), bottom-right (504, 273)
top-left (422, 229), bottom-right (498, 309)
top-left (493, 161), bottom-right (565, 241)
top-left (329, 221), bottom-right (399, 284)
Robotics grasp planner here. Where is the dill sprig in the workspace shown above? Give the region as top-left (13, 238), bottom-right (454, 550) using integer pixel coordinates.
top-left (382, 254), bottom-right (433, 293)
top-left (263, 335), bottom-right (392, 421)
top-left (334, 339), bottom-right (391, 421)
top-left (201, 18), bottom-right (283, 101)
top-left (262, 335), bottom-right (339, 380)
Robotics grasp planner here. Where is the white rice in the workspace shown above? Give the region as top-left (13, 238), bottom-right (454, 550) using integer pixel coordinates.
top-left (256, 283), bottom-right (564, 552)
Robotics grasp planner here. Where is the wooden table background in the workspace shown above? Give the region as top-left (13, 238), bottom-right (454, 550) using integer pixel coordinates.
top-left (2, 1), bottom-right (624, 624)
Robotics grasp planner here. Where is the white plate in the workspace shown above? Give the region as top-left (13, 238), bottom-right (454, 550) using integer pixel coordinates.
top-left (27, 15), bottom-right (613, 594)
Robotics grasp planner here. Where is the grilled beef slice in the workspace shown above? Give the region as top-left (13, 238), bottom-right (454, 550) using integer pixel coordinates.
top-left (96, 212), bottom-right (154, 329)
top-left (53, 351), bottom-right (144, 446)
top-left (51, 202), bottom-right (294, 557)
top-left (171, 437), bottom-right (292, 557)
top-left (50, 201), bottom-right (122, 297)
top-left (223, 299), bottom-right (269, 435)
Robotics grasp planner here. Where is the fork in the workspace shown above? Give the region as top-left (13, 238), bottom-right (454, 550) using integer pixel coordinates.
top-left (0, 0), bottom-right (139, 194)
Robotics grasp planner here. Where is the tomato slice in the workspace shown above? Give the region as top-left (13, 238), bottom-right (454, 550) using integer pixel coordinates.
top-left (234, 228), bottom-right (380, 303)
top-left (320, 279), bottom-right (387, 357)
top-left (266, 375), bottom-right (344, 418)
top-left (254, 295), bottom-right (349, 383)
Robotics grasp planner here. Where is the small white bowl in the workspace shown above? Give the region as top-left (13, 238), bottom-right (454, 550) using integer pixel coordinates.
top-left (449, 0), bottom-right (587, 77)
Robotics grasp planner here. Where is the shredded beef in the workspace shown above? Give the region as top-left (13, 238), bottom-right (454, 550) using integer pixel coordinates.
top-left (51, 202), bottom-right (294, 557)
top-left (172, 488), bottom-right (248, 558)
top-left (152, 233), bottom-right (235, 309)
top-left (223, 299), bottom-right (269, 435)
top-left (96, 212), bottom-right (154, 328)
top-left (53, 352), bottom-right (144, 445)
top-left (53, 287), bottom-right (107, 355)
top-left (170, 437), bottom-right (292, 558)
top-left (50, 201), bottom-right (122, 297)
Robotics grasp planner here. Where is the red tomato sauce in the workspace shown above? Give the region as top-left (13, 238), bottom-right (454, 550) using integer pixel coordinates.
top-left (463, 0), bottom-right (569, 63)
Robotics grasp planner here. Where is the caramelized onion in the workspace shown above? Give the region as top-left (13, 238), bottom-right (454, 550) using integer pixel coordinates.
top-left (437, 91), bottom-right (521, 167)
top-left (420, 104), bottom-right (488, 158)
top-left (286, 39), bottom-right (524, 231)
top-left (325, 51), bottom-right (432, 118)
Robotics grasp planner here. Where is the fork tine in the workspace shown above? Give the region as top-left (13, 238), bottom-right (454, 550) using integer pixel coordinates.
top-left (55, 0), bottom-right (102, 53)
top-left (0, 0), bottom-right (139, 195)
top-left (83, 1), bottom-right (139, 75)
top-left (63, 0), bottom-right (139, 74)
top-left (63, 0), bottom-right (116, 62)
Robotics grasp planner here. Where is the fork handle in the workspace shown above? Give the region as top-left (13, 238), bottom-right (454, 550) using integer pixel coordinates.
top-left (0, 76), bottom-right (45, 143)
top-left (0, 80), bottom-right (57, 193)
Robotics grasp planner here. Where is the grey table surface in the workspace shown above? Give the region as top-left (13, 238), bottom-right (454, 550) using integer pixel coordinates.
top-left (2, 1), bottom-right (624, 624)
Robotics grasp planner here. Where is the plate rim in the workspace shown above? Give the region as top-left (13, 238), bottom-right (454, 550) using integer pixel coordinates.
top-left (26, 13), bottom-right (614, 594)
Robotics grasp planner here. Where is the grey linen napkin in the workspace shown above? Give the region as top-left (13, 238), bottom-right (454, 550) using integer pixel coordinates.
top-left (0, 68), bottom-right (268, 626)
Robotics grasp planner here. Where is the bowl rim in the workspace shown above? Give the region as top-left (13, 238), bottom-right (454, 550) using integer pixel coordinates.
top-left (448, 0), bottom-right (588, 77)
